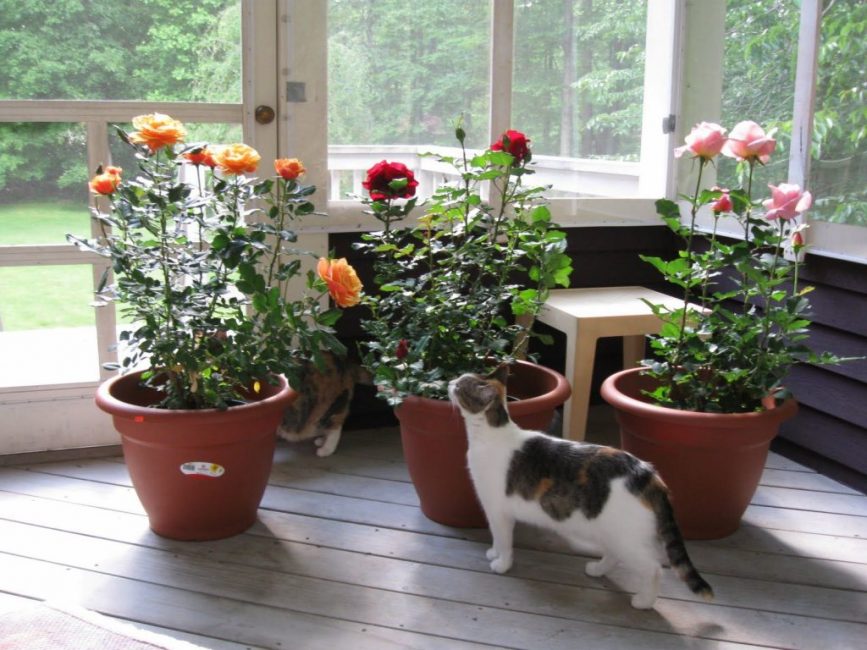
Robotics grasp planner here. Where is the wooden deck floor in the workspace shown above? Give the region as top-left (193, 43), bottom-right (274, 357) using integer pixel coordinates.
top-left (0, 413), bottom-right (865, 649)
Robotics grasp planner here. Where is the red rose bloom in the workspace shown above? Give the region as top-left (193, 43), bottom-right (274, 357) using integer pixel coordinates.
top-left (363, 160), bottom-right (419, 201)
top-left (395, 339), bottom-right (409, 360)
top-left (491, 129), bottom-right (531, 163)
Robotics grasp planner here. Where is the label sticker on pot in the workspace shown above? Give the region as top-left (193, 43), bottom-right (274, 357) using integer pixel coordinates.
top-left (180, 462), bottom-right (225, 478)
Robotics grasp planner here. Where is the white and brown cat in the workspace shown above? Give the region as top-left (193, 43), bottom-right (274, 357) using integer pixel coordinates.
top-left (448, 367), bottom-right (714, 609)
top-left (278, 353), bottom-right (370, 457)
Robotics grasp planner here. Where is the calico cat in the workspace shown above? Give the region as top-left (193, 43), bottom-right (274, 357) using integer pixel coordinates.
top-left (277, 353), bottom-right (369, 457)
top-left (448, 367), bottom-right (714, 609)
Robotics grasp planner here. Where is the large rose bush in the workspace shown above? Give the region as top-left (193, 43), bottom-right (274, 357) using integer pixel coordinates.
top-left (641, 119), bottom-right (848, 413)
top-left (71, 113), bottom-right (360, 409)
top-left (354, 126), bottom-right (572, 403)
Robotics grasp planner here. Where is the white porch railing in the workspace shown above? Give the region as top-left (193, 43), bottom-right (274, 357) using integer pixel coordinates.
top-left (327, 144), bottom-right (640, 202)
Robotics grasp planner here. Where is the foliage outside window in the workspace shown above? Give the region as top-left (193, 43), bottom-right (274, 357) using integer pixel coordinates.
top-left (0, 0), bottom-right (241, 202)
top-left (809, 0), bottom-right (867, 226)
top-left (720, 0), bottom-right (866, 227)
top-left (327, 0), bottom-right (490, 148)
top-left (1, 1), bottom-right (863, 235)
top-left (512, 0), bottom-right (646, 161)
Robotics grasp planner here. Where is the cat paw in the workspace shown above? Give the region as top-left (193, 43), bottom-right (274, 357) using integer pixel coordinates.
top-left (486, 547), bottom-right (499, 561)
top-left (585, 556), bottom-right (615, 577)
top-left (630, 593), bottom-right (657, 610)
top-left (314, 432), bottom-right (340, 457)
top-left (584, 560), bottom-right (608, 577)
top-left (490, 555), bottom-right (513, 574)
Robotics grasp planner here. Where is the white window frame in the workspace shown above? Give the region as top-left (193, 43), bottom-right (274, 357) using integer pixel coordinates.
top-left (0, 0), bottom-right (280, 454)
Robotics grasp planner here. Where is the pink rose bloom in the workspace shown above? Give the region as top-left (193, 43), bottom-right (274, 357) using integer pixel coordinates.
top-left (762, 183), bottom-right (812, 221)
top-left (722, 121), bottom-right (776, 164)
top-left (791, 230), bottom-right (805, 247)
top-left (711, 191), bottom-right (733, 213)
top-left (674, 122), bottom-right (727, 160)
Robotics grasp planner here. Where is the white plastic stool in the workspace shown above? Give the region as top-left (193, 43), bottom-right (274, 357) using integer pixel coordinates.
top-left (536, 286), bottom-right (687, 441)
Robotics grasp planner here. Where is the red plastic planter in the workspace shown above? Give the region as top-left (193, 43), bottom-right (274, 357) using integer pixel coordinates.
top-left (601, 367), bottom-right (797, 539)
top-left (96, 371), bottom-right (295, 540)
top-left (395, 361), bottom-right (571, 528)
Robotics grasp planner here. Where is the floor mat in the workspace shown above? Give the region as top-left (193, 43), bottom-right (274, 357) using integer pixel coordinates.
top-left (0, 601), bottom-right (209, 650)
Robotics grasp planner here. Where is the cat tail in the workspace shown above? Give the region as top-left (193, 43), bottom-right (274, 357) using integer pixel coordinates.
top-left (646, 476), bottom-right (715, 601)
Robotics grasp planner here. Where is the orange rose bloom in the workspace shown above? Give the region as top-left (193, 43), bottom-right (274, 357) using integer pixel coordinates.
top-left (89, 166), bottom-right (122, 195)
top-left (317, 257), bottom-right (362, 308)
top-left (275, 158), bottom-right (306, 180)
top-left (214, 143), bottom-right (261, 175)
top-left (129, 113), bottom-right (186, 152)
top-left (183, 146), bottom-right (217, 168)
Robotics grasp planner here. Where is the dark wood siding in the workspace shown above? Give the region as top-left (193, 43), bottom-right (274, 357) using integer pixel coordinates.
top-left (775, 254), bottom-right (867, 492)
top-left (331, 227), bottom-right (867, 493)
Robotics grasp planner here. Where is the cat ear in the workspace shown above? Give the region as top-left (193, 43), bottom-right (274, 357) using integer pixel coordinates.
top-left (486, 363), bottom-right (511, 386)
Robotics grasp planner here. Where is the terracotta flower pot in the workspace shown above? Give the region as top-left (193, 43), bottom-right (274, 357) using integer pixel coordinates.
top-left (95, 371), bottom-right (296, 541)
top-left (395, 361), bottom-right (571, 528)
top-left (601, 367), bottom-right (797, 539)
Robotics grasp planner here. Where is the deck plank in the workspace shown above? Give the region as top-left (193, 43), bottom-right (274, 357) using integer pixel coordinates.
top-left (0, 536), bottom-right (755, 650)
top-left (1, 518), bottom-right (860, 650)
top-left (0, 431), bottom-right (864, 650)
top-left (6, 457), bottom-right (867, 562)
top-left (11, 460), bottom-right (867, 554)
top-left (0, 554), bottom-right (494, 650)
top-left (2, 501), bottom-right (865, 630)
top-left (740, 502), bottom-right (867, 537)
top-left (2, 488), bottom-right (865, 597)
top-left (2, 480), bottom-right (866, 644)
top-left (752, 484), bottom-right (867, 516)
top-left (763, 452), bottom-right (817, 473)
top-left (759, 467), bottom-right (862, 494)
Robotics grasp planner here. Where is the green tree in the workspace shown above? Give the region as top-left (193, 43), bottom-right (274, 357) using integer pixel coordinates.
top-left (512, 0), bottom-right (646, 160)
top-left (0, 0), bottom-right (238, 200)
top-left (718, 0), bottom-right (798, 193)
top-left (2, 0), bottom-right (864, 225)
top-left (810, 0), bottom-right (867, 225)
top-left (328, 0), bottom-right (490, 148)
top-left (719, 0), bottom-right (866, 225)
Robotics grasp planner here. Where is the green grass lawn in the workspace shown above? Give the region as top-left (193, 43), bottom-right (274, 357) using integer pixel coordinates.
top-left (0, 265), bottom-right (97, 330)
top-left (0, 201), bottom-right (99, 330)
top-left (0, 200), bottom-right (91, 245)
